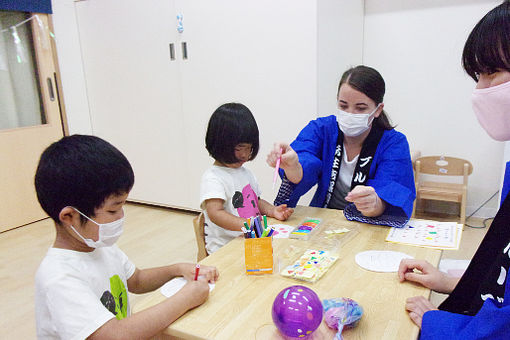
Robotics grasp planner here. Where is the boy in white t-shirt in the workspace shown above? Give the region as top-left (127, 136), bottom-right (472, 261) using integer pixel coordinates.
top-left (200, 103), bottom-right (294, 254)
top-left (34, 135), bottom-right (218, 339)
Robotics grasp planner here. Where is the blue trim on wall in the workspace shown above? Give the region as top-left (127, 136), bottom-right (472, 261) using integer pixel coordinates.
top-left (0, 1), bottom-right (52, 14)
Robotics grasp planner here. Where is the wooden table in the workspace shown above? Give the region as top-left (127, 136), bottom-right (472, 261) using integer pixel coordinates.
top-left (133, 206), bottom-right (441, 340)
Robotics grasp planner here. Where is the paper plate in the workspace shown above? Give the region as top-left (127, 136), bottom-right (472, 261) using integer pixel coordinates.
top-left (355, 250), bottom-right (413, 272)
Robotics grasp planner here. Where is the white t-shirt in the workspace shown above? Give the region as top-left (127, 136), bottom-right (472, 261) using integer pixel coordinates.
top-left (35, 245), bottom-right (136, 340)
top-left (200, 165), bottom-right (262, 254)
top-left (329, 145), bottom-right (359, 210)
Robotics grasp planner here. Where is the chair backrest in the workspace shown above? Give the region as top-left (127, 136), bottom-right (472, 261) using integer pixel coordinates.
top-left (193, 212), bottom-right (208, 262)
top-left (415, 156), bottom-right (473, 184)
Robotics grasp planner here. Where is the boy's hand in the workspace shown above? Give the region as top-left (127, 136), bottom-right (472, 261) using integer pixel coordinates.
top-left (180, 278), bottom-right (211, 309)
top-left (272, 204), bottom-right (294, 221)
top-left (180, 263), bottom-right (219, 283)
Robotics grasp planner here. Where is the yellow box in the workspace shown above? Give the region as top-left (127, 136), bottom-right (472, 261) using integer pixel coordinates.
top-left (244, 237), bottom-right (273, 275)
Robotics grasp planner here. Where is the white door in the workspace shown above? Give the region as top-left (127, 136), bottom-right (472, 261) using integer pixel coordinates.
top-left (75, 0), bottom-right (193, 208)
top-left (0, 13), bottom-right (65, 232)
top-left (177, 0), bottom-right (317, 206)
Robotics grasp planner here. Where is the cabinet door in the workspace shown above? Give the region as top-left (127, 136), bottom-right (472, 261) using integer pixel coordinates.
top-left (177, 0), bottom-right (317, 207)
top-left (75, 0), bottom-right (194, 208)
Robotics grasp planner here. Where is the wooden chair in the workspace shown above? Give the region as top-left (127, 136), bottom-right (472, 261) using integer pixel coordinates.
top-left (193, 212), bottom-right (208, 262)
top-left (413, 156), bottom-right (473, 224)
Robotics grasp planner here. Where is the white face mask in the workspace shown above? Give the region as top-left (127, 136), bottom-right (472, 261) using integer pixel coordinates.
top-left (336, 104), bottom-right (380, 137)
top-left (69, 208), bottom-right (124, 248)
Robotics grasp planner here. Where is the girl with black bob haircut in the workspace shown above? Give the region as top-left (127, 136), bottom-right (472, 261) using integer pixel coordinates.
top-left (205, 103), bottom-right (259, 165)
top-left (200, 103), bottom-right (293, 254)
top-left (400, 2), bottom-right (510, 338)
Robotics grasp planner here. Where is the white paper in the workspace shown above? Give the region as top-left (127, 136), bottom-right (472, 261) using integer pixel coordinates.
top-left (160, 277), bottom-right (215, 298)
top-left (386, 220), bottom-right (462, 249)
top-left (355, 250), bottom-right (413, 272)
top-left (270, 224), bottom-right (295, 238)
top-left (439, 258), bottom-right (470, 277)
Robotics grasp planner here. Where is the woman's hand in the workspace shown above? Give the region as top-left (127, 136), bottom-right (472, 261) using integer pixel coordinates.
top-left (180, 263), bottom-right (219, 283)
top-left (271, 204), bottom-right (294, 221)
top-left (405, 296), bottom-right (438, 328)
top-left (266, 142), bottom-right (303, 184)
top-left (398, 259), bottom-right (458, 294)
top-left (345, 185), bottom-right (386, 217)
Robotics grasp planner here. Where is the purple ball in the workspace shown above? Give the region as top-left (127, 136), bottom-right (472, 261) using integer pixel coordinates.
top-left (272, 285), bottom-right (323, 338)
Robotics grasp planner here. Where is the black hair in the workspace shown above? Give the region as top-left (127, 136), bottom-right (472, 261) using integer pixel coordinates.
top-left (34, 135), bottom-right (135, 224)
top-left (205, 103), bottom-right (260, 164)
top-left (338, 65), bottom-right (394, 130)
top-left (463, 1), bottom-right (510, 82)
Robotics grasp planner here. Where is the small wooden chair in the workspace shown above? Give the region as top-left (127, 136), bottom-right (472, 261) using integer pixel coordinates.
top-left (413, 156), bottom-right (473, 224)
top-left (193, 212), bottom-right (208, 262)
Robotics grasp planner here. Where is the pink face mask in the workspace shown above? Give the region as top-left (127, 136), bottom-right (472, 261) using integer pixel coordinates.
top-left (472, 80), bottom-right (510, 141)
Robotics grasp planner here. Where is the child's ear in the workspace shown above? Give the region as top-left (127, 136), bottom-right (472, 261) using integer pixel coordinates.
top-left (58, 206), bottom-right (79, 226)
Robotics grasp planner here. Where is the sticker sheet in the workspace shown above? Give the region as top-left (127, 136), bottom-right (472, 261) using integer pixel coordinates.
top-left (386, 219), bottom-right (462, 249)
top-left (280, 249), bottom-right (338, 282)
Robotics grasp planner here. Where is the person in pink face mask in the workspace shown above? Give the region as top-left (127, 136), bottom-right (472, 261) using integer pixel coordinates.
top-left (397, 2), bottom-right (510, 339)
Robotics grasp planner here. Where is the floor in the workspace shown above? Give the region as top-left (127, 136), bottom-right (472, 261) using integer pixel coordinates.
top-left (0, 204), bottom-right (489, 339)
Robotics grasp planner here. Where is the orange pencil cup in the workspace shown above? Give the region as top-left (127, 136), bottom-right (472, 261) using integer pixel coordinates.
top-left (244, 237), bottom-right (273, 275)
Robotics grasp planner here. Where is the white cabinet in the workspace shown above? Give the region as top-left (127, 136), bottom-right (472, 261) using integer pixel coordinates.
top-left (73, 0), bottom-right (363, 210)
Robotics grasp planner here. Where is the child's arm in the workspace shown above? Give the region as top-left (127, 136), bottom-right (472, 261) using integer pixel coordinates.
top-left (258, 198), bottom-right (294, 221)
top-left (127, 264), bottom-right (219, 294)
top-left (205, 198), bottom-right (246, 231)
top-left (88, 278), bottom-right (210, 340)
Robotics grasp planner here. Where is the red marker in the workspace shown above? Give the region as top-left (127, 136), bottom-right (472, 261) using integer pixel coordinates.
top-left (194, 264), bottom-right (200, 281)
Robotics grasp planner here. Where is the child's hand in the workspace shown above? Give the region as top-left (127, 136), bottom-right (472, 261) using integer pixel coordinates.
top-left (405, 296), bottom-right (437, 328)
top-left (272, 204), bottom-right (294, 221)
top-left (180, 263), bottom-right (219, 283)
top-left (180, 278), bottom-right (211, 309)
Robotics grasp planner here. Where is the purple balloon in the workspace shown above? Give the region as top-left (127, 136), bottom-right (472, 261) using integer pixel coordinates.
top-left (272, 285), bottom-right (323, 338)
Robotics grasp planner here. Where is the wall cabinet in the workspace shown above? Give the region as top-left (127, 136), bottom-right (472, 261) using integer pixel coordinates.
top-left (73, 0), bottom-right (363, 210)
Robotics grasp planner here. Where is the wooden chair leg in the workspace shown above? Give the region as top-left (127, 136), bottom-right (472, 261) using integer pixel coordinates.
top-left (460, 194), bottom-right (467, 225)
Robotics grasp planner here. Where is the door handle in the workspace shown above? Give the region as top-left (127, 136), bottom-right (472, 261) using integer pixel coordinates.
top-left (181, 42), bottom-right (188, 60)
top-left (169, 43), bottom-right (176, 61)
top-left (47, 77), bottom-right (55, 101)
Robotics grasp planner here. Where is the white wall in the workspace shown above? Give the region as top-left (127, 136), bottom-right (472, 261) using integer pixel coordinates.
top-left (51, 0), bottom-right (92, 135)
top-left (364, 0), bottom-right (502, 218)
top-left (52, 0), bottom-right (503, 217)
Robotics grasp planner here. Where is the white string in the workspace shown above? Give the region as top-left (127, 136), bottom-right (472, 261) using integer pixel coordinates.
top-left (0, 15), bottom-right (37, 33)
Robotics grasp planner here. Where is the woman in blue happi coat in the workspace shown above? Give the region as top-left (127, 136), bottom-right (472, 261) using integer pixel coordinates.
top-left (399, 2), bottom-right (510, 339)
top-left (267, 65), bottom-right (415, 222)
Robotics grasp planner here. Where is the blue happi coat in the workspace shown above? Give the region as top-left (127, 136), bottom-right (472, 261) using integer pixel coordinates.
top-left (280, 115), bottom-right (416, 218)
top-left (419, 192), bottom-right (510, 339)
top-left (420, 277), bottom-right (510, 339)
